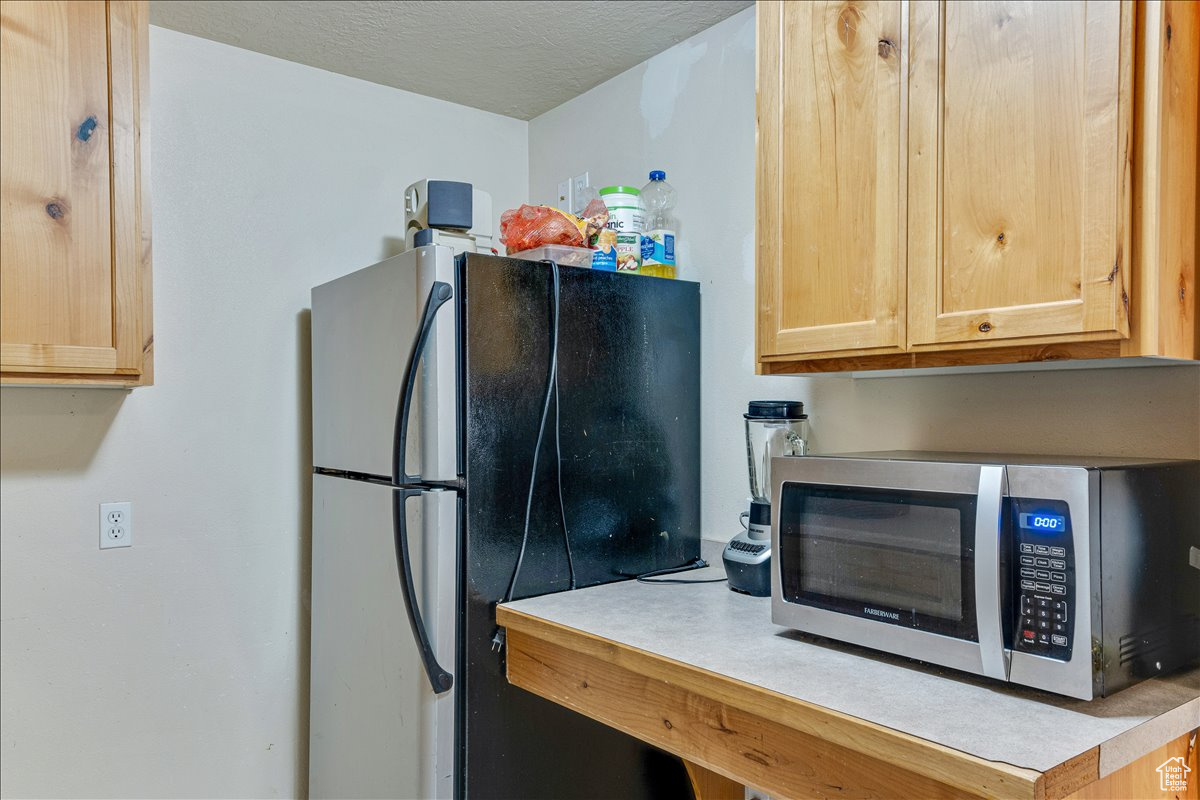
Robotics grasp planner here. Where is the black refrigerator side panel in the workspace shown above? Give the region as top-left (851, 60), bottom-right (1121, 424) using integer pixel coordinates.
top-left (459, 254), bottom-right (700, 799)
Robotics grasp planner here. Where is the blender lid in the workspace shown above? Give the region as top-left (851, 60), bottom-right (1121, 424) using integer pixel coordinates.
top-left (745, 400), bottom-right (807, 420)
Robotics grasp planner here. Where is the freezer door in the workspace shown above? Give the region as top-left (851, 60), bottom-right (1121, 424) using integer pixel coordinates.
top-left (312, 245), bottom-right (457, 481)
top-left (309, 474), bottom-right (457, 799)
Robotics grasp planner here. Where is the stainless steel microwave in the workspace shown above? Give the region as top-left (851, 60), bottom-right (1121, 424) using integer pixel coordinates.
top-left (770, 452), bottom-right (1200, 700)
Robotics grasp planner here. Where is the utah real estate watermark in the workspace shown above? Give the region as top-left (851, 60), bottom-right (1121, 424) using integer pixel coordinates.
top-left (1156, 755), bottom-right (1191, 792)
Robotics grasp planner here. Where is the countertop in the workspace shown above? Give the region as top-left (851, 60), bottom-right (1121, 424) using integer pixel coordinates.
top-left (502, 566), bottom-right (1199, 779)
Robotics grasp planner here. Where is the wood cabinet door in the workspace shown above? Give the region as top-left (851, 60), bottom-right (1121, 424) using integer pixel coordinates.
top-left (907, 0), bottom-right (1133, 349)
top-left (0, 0), bottom-right (151, 384)
top-left (757, 0), bottom-right (906, 361)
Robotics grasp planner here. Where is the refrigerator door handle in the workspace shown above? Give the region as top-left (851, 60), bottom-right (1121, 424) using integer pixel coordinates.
top-left (393, 280), bottom-right (454, 486)
top-left (393, 486), bottom-right (454, 694)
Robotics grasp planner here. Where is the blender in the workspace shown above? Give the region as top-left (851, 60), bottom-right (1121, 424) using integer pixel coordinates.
top-left (722, 401), bottom-right (808, 596)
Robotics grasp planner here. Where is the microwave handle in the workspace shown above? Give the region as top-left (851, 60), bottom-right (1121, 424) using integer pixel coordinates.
top-left (974, 465), bottom-right (1010, 682)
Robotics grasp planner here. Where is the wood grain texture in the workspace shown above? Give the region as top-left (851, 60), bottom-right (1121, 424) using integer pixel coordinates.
top-left (1041, 747), bottom-right (1101, 800)
top-left (906, 327), bottom-right (1131, 352)
top-left (683, 760), bottom-right (746, 800)
top-left (498, 606), bottom-right (1043, 800)
top-left (760, 352), bottom-right (918, 373)
top-left (908, 0), bottom-right (1132, 347)
top-left (1133, 0), bottom-right (1167, 360)
top-left (506, 628), bottom-right (981, 800)
top-left (1065, 730), bottom-right (1198, 800)
top-left (1114, 0), bottom-right (1136, 341)
top-left (756, 0), bottom-right (781, 364)
top-left (758, 341), bottom-right (916, 363)
top-left (757, 339), bottom-right (1127, 374)
top-left (107, 0), bottom-right (152, 382)
top-left (0, 0), bottom-right (152, 385)
top-left (0, 0), bottom-right (113, 349)
top-left (1127, 0), bottom-right (1199, 361)
top-left (757, 0), bottom-right (906, 358)
top-left (0, 343), bottom-right (116, 372)
top-left (0, 371), bottom-right (144, 387)
top-left (906, 0), bottom-right (940, 350)
top-left (1192, 730), bottom-right (1198, 800)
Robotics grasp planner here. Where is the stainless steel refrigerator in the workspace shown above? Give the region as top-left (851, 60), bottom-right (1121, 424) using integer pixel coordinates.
top-left (309, 245), bottom-right (701, 799)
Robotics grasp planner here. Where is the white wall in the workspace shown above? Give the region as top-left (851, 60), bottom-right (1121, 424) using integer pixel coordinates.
top-left (0, 27), bottom-right (527, 799)
top-left (528, 6), bottom-right (1200, 546)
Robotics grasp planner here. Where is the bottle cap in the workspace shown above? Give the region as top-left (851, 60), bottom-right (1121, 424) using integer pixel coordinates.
top-left (649, 170), bottom-right (666, 181)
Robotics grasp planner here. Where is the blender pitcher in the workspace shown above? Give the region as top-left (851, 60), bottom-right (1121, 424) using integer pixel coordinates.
top-left (723, 401), bottom-right (809, 596)
top-left (744, 401), bottom-right (808, 538)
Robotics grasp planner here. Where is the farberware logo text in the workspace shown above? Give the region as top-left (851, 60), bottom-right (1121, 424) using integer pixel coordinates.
top-left (864, 607), bottom-right (900, 621)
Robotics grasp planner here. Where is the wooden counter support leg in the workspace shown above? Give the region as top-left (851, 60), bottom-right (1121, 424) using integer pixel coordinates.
top-left (683, 759), bottom-right (745, 800)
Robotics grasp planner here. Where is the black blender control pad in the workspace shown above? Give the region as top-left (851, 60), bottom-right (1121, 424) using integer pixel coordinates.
top-left (1013, 499), bottom-right (1074, 660)
top-left (728, 540), bottom-right (767, 555)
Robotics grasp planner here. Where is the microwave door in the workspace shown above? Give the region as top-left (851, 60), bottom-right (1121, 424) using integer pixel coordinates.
top-left (770, 457), bottom-right (1010, 682)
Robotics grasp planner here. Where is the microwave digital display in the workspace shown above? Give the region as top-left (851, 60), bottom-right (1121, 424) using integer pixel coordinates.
top-left (1019, 512), bottom-right (1066, 532)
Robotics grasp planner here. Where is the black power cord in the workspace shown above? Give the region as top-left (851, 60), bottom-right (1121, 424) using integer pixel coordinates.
top-left (554, 329), bottom-right (576, 590)
top-left (627, 558), bottom-right (728, 585)
top-left (493, 259), bottom-right (574, 653)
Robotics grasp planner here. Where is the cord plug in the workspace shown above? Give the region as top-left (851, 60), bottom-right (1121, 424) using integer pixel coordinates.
top-left (491, 627), bottom-right (506, 653)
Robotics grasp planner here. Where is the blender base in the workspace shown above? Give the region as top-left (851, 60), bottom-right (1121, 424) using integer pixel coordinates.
top-left (721, 530), bottom-right (771, 597)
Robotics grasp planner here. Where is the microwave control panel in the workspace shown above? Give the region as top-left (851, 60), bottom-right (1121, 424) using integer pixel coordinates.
top-left (1011, 498), bottom-right (1074, 661)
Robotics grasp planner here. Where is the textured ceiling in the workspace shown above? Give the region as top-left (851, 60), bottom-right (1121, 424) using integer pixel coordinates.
top-left (150, 0), bottom-right (753, 120)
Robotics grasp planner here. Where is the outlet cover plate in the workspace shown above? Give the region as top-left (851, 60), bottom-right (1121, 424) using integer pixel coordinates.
top-left (99, 501), bottom-right (132, 549)
top-left (571, 172), bottom-right (591, 212)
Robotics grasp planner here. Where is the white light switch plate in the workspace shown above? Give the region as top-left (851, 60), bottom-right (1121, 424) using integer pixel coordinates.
top-left (99, 502), bottom-right (132, 549)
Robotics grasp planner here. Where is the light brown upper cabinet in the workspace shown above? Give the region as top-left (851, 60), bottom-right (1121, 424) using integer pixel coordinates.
top-left (1, 0), bottom-right (152, 386)
top-left (758, 0), bottom-right (1199, 374)
top-left (757, 0), bottom-right (906, 360)
top-left (909, 1), bottom-right (1131, 349)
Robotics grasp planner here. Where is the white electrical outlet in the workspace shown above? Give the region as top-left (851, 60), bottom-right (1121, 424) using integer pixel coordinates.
top-left (571, 172), bottom-right (591, 211)
top-left (99, 501), bottom-right (132, 549)
top-left (557, 179), bottom-right (571, 209)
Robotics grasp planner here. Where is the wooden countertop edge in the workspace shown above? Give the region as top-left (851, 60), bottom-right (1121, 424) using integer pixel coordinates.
top-left (497, 604), bottom-right (1096, 800)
